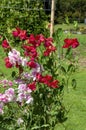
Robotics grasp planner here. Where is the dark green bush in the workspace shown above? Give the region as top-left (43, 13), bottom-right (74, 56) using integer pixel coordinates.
top-left (0, 0), bottom-right (49, 36)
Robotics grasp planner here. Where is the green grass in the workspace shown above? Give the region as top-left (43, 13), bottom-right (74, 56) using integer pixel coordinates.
top-left (55, 69), bottom-right (86, 130)
top-left (54, 23), bottom-right (86, 31)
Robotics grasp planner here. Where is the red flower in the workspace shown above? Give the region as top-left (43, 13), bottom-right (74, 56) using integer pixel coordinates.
top-left (27, 82), bottom-right (36, 91)
top-left (43, 45), bottom-right (56, 56)
top-left (19, 30), bottom-right (27, 40)
top-left (36, 73), bottom-right (43, 82)
top-left (23, 45), bottom-right (36, 52)
top-left (62, 38), bottom-right (79, 48)
top-left (2, 40), bottom-right (10, 49)
top-left (72, 38), bottom-right (79, 48)
top-left (44, 37), bottom-right (53, 47)
top-left (27, 61), bottom-right (37, 68)
top-left (12, 27), bottom-right (21, 37)
top-left (4, 57), bottom-right (13, 68)
top-left (49, 80), bottom-right (59, 88)
top-left (27, 34), bottom-right (45, 47)
top-left (43, 49), bottom-right (51, 56)
top-left (28, 34), bottom-right (35, 44)
top-left (36, 73), bottom-right (59, 88)
top-left (36, 34), bottom-right (45, 42)
top-left (62, 38), bottom-right (72, 48)
top-left (23, 45), bottom-right (38, 59)
top-left (12, 28), bottom-right (27, 40)
top-left (41, 75), bottom-right (53, 85)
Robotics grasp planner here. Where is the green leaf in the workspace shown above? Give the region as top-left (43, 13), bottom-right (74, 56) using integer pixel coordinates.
top-left (60, 66), bottom-right (66, 74)
top-left (57, 28), bottom-right (63, 37)
top-left (31, 126), bottom-right (41, 130)
top-left (41, 124), bottom-right (49, 128)
top-left (11, 71), bottom-right (16, 78)
top-left (67, 64), bottom-right (74, 72)
top-left (71, 79), bottom-right (77, 89)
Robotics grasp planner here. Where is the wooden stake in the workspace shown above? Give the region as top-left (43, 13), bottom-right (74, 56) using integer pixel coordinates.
top-left (50, 0), bottom-right (55, 37)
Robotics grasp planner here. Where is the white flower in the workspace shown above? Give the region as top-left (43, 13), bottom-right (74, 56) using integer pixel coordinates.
top-left (17, 118), bottom-right (24, 126)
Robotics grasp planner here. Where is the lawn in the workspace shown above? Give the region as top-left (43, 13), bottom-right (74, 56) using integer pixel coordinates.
top-left (55, 69), bottom-right (86, 130)
top-left (54, 23), bottom-right (86, 31)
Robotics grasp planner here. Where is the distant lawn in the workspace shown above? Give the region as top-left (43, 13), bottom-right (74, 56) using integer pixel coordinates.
top-left (54, 23), bottom-right (86, 31)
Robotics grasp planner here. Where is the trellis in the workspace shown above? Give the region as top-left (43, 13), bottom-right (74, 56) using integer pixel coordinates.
top-left (0, 0), bottom-right (55, 37)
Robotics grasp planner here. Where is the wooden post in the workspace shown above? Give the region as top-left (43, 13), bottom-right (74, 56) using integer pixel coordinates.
top-left (50, 0), bottom-right (55, 37)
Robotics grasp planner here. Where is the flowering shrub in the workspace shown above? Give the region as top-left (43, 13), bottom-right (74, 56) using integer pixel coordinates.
top-left (0, 27), bottom-right (79, 129)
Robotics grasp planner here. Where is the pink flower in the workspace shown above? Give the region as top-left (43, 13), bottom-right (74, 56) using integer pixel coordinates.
top-left (8, 81), bottom-right (13, 86)
top-left (17, 93), bottom-right (25, 103)
top-left (26, 96), bottom-right (33, 104)
top-left (0, 94), bottom-right (8, 103)
top-left (18, 84), bottom-right (27, 93)
top-left (5, 88), bottom-right (15, 102)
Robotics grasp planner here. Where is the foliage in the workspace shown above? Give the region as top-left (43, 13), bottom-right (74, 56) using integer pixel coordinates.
top-left (55, 0), bottom-right (86, 23)
top-left (0, 0), bottom-right (49, 37)
top-left (0, 26), bottom-right (79, 130)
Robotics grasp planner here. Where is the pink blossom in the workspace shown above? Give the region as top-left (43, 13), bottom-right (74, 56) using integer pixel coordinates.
top-left (22, 58), bottom-right (28, 66)
top-left (18, 84), bottom-right (27, 93)
top-left (17, 93), bottom-right (25, 102)
top-left (5, 88), bottom-right (15, 102)
top-left (26, 95), bottom-right (33, 104)
top-left (8, 81), bottom-right (13, 86)
top-left (0, 94), bottom-right (8, 103)
top-left (8, 49), bottom-right (28, 67)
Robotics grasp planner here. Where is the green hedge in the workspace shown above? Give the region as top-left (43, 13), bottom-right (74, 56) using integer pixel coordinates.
top-left (0, 0), bottom-right (49, 36)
